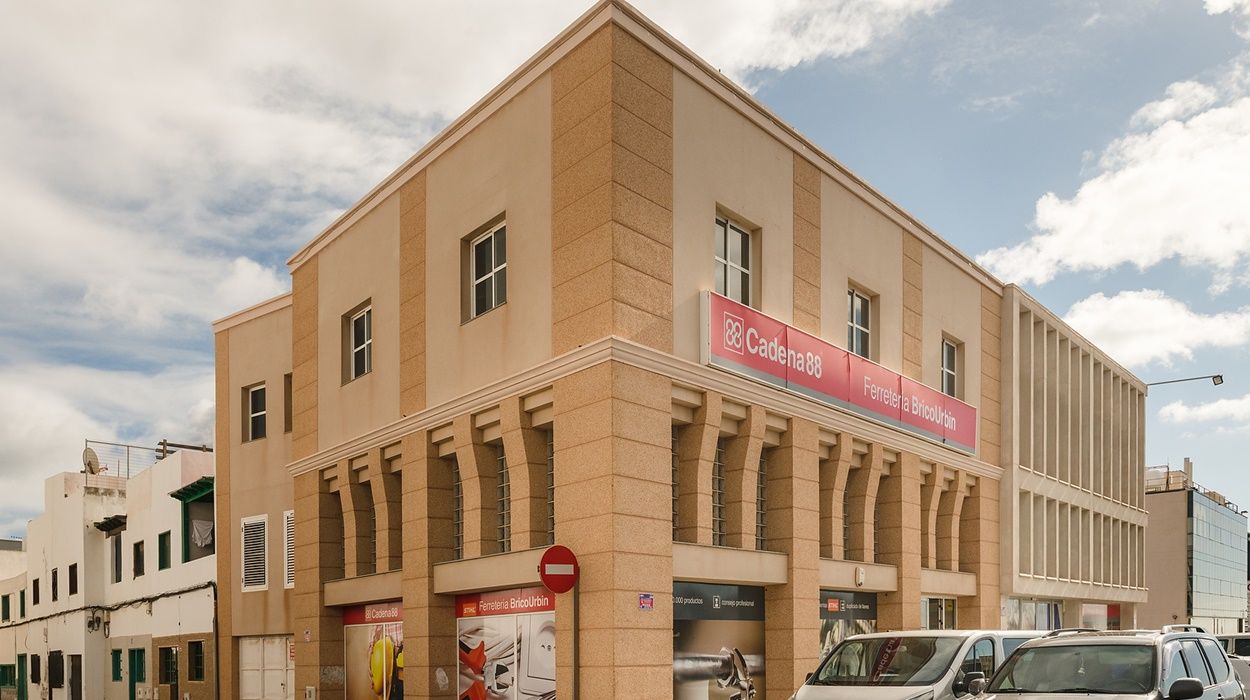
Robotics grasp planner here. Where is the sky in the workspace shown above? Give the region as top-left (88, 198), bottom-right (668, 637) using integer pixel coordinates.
top-left (0, 0), bottom-right (1248, 536)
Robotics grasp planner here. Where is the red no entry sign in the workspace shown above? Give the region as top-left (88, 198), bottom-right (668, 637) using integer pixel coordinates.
top-left (538, 545), bottom-right (579, 593)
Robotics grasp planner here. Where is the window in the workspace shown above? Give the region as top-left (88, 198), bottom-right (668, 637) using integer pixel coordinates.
top-left (848, 289), bottom-right (871, 358)
top-left (1199, 638), bottom-right (1230, 682)
top-left (545, 430), bottom-right (555, 546)
top-left (158, 531), bottom-right (171, 570)
top-left (1, 594), bottom-right (8, 621)
top-left (347, 305), bottom-right (372, 380)
top-left (283, 510), bottom-right (295, 589)
top-left (18, 590), bottom-right (24, 617)
top-left (921, 597), bottom-right (956, 630)
top-left (1180, 640), bottom-right (1213, 685)
top-left (133, 541), bottom-right (145, 578)
top-left (51, 568), bottom-right (58, 601)
top-left (958, 638), bottom-right (995, 690)
top-left (941, 338), bottom-right (960, 398)
top-left (1162, 643), bottom-right (1189, 692)
top-left (711, 439), bottom-right (726, 546)
top-left (68, 564), bottom-right (77, 595)
top-left (283, 373), bottom-right (293, 433)
top-left (0, 665), bottom-right (14, 687)
top-left (112, 535), bottom-right (122, 583)
top-left (714, 217), bottom-right (751, 305)
top-left (451, 457), bottom-right (463, 560)
top-left (31, 579), bottom-right (38, 606)
top-left (241, 515), bottom-right (268, 591)
top-left (672, 427), bottom-right (680, 542)
top-left (495, 446), bottom-right (511, 553)
top-left (130, 649), bottom-right (145, 683)
top-left (188, 641), bottom-right (205, 682)
top-left (111, 650), bottom-right (123, 682)
top-left (30, 655), bottom-right (39, 685)
top-left (755, 449), bottom-right (770, 550)
top-left (48, 651), bottom-right (63, 689)
top-left (158, 647), bottom-right (177, 685)
top-left (245, 384), bottom-right (266, 441)
top-left (469, 222), bottom-right (507, 318)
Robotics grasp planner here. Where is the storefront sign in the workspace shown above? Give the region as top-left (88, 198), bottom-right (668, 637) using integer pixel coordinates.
top-left (703, 292), bottom-right (978, 454)
top-left (343, 600), bottom-right (404, 700)
top-left (674, 582), bottom-right (765, 699)
top-left (819, 590), bottom-right (878, 654)
top-left (456, 587), bottom-right (556, 700)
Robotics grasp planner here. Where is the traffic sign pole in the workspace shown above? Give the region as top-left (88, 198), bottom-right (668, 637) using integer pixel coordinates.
top-left (537, 545), bottom-right (581, 697)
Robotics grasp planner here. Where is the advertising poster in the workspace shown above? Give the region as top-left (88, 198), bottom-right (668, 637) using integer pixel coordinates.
top-left (819, 590), bottom-right (878, 655)
top-left (343, 602), bottom-right (404, 700)
top-left (673, 582), bottom-right (765, 700)
top-left (455, 587), bottom-right (556, 700)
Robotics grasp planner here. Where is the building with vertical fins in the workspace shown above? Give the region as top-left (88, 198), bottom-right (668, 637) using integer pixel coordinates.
top-left (212, 2), bottom-right (1149, 698)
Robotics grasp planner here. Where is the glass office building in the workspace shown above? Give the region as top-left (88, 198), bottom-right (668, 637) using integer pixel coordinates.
top-left (1189, 490), bottom-right (1249, 633)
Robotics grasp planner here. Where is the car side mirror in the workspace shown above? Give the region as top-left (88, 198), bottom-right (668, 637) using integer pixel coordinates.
top-left (954, 671), bottom-right (984, 695)
top-left (1167, 678), bottom-right (1204, 700)
top-left (968, 676), bottom-right (988, 696)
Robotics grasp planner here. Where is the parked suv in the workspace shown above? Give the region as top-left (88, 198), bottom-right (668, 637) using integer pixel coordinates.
top-left (976, 627), bottom-right (1244, 700)
top-left (790, 629), bottom-right (1043, 700)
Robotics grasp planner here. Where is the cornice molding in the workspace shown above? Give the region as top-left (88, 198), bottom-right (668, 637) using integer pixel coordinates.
top-left (287, 337), bottom-right (1004, 481)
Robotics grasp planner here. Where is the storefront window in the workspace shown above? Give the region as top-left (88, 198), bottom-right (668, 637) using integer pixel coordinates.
top-left (920, 597), bottom-right (956, 630)
top-left (819, 590), bottom-right (877, 654)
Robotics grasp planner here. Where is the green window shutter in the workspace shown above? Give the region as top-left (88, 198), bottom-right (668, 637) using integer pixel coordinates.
top-left (111, 650), bottom-right (122, 682)
top-left (158, 532), bottom-right (171, 570)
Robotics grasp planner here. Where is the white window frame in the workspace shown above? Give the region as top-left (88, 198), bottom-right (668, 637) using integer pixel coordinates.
top-left (755, 449), bottom-right (769, 550)
top-left (545, 430), bottom-right (555, 545)
top-left (246, 384), bottom-right (266, 442)
top-left (283, 510), bottom-right (295, 589)
top-left (241, 514), bottom-right (268, 592)
top-left (470, 222), bottom-right (507, 318)
top-left (495, 445), bottom-right (511, 553)
top-left (714, 217), bottom-right (752, 305)
top-left (348, 306), bottom-right (372, 380)
top-left (451, 457), bottom-right (464, 560)
top-left (711, 440), bottom-right (726, 546)
top-left (847, 289), bottom-right (872, 359)
top-left (941, 338), bottom-right (959, 398)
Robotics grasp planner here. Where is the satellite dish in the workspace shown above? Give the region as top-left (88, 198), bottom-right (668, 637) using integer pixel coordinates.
top-left (83, 448), bottom-right (101, 475)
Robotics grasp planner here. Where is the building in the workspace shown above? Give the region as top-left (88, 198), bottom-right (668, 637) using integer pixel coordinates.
top-left (1140, 459), bottom-right (1248, 633)
top-left (0, 444), bottom-right (217, 700)
top-left (212, 2), bottom-right (1148, 698)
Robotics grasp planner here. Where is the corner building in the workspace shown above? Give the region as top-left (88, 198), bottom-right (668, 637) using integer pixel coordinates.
top-left (213, 2), bottom-right (1147, 698)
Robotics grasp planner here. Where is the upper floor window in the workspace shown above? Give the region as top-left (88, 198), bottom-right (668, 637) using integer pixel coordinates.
top-left (31, 578), bottom-right (39, 606)
top-left (133, 541), bottom-right (145, 578)
top-left (241, 515), bottom-right (268, 592)
top-left (347, 305), bottom-right (372, 380)
top-left (941, 338), bottom-right (961, 398)
top-left (68, 564), bottom-right (77, 596)
top-left (847, 289), bottom-right (872, 358)
top-left (470, 222), bottom-right (507, 318)
top-left (495, 445), bottom-right (511, 553)
top-left (714, 217), bottom-right (751, 305)
top-left (51, 568), bottom-right (58, 601)
top-left (111, 534), bottom-right (122, 583)
top-left (245, 384), bottom-right (266, 441)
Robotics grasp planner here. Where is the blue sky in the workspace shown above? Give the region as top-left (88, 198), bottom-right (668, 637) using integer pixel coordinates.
top-left (1, 0), bottom-right (1249, 535)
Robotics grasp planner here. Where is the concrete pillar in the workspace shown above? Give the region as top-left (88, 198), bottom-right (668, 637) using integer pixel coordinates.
top-left (500, 396), bottom-right (552, 549)
top-left (552, 361), bottom-right (674, 698)
top-left (936, 471), bottom-right (968, 571)
top-left (452, 415), bottom-right (500, 558)
top-left (920, 468), bottom-right (941, 570)
top-left (845, 443), bottom-right (883, 562)
top-left (400, 431), bottom-right (457, 699)
top-left (764, 417), bottom-right (821, 698)
top-left (339, 461), bottom-right (375, 577)
top-left (676, 393), bottom-right (721, 544)
top-left (877, 453), bottom-right (923, 630)
top-left (293, 470), bottom-right (344, 698)
top-left (366, 447), bottom-right (403, 573)
top-left (722, 405), bottom-right (765, 549)
top-left (958, 476), bottom-right (1001, 628)
top-left (820, 432), bottom-right (852, 559)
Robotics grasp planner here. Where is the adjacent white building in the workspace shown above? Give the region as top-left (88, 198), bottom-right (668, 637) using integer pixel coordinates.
top-left (0, 444), bottom-right (217, 700)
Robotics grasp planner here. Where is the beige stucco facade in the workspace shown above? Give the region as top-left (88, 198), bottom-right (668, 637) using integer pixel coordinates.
top-left (211, 2), bottom-right (1150, 698)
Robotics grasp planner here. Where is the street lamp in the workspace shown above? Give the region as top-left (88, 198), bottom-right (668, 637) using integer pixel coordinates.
top-left (1146, 374), bottom-right (1224, 387)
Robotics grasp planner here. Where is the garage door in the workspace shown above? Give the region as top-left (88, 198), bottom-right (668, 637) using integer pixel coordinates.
top-left (239, 636), bottom-right (294, 700)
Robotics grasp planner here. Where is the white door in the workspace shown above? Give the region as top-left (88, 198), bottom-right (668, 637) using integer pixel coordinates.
top-left (239, 637), bottom-right (294, 700)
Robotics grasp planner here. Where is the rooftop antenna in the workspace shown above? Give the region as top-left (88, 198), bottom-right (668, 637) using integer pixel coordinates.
top-left (82, 447), bottom-right (101, 475)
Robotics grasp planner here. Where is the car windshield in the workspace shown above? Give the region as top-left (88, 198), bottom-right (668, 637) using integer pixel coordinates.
top-left (988, 644), bottom-right (1156, 694)
top-left (810, 636), bottom-right (964, 686)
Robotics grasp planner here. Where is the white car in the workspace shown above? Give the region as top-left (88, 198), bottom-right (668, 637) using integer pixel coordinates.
top-left (790, 629), bottom-right (1043, 700)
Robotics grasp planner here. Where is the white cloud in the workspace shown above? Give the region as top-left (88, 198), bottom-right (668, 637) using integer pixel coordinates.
top-left (1130, 80), bottom-right (1220, 127)
top-left (1207, 0), bottom-right (1250, 35)
top-left (1159, 393), bottom-right (1250, 426)
top-left (1062, 289), bottom-right (1250, 367)
top-left (977, 63), bottom-right (1250, 289)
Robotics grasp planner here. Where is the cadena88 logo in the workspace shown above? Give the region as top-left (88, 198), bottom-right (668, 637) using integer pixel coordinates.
top-left (723, 312), bottom-right (745, 354)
